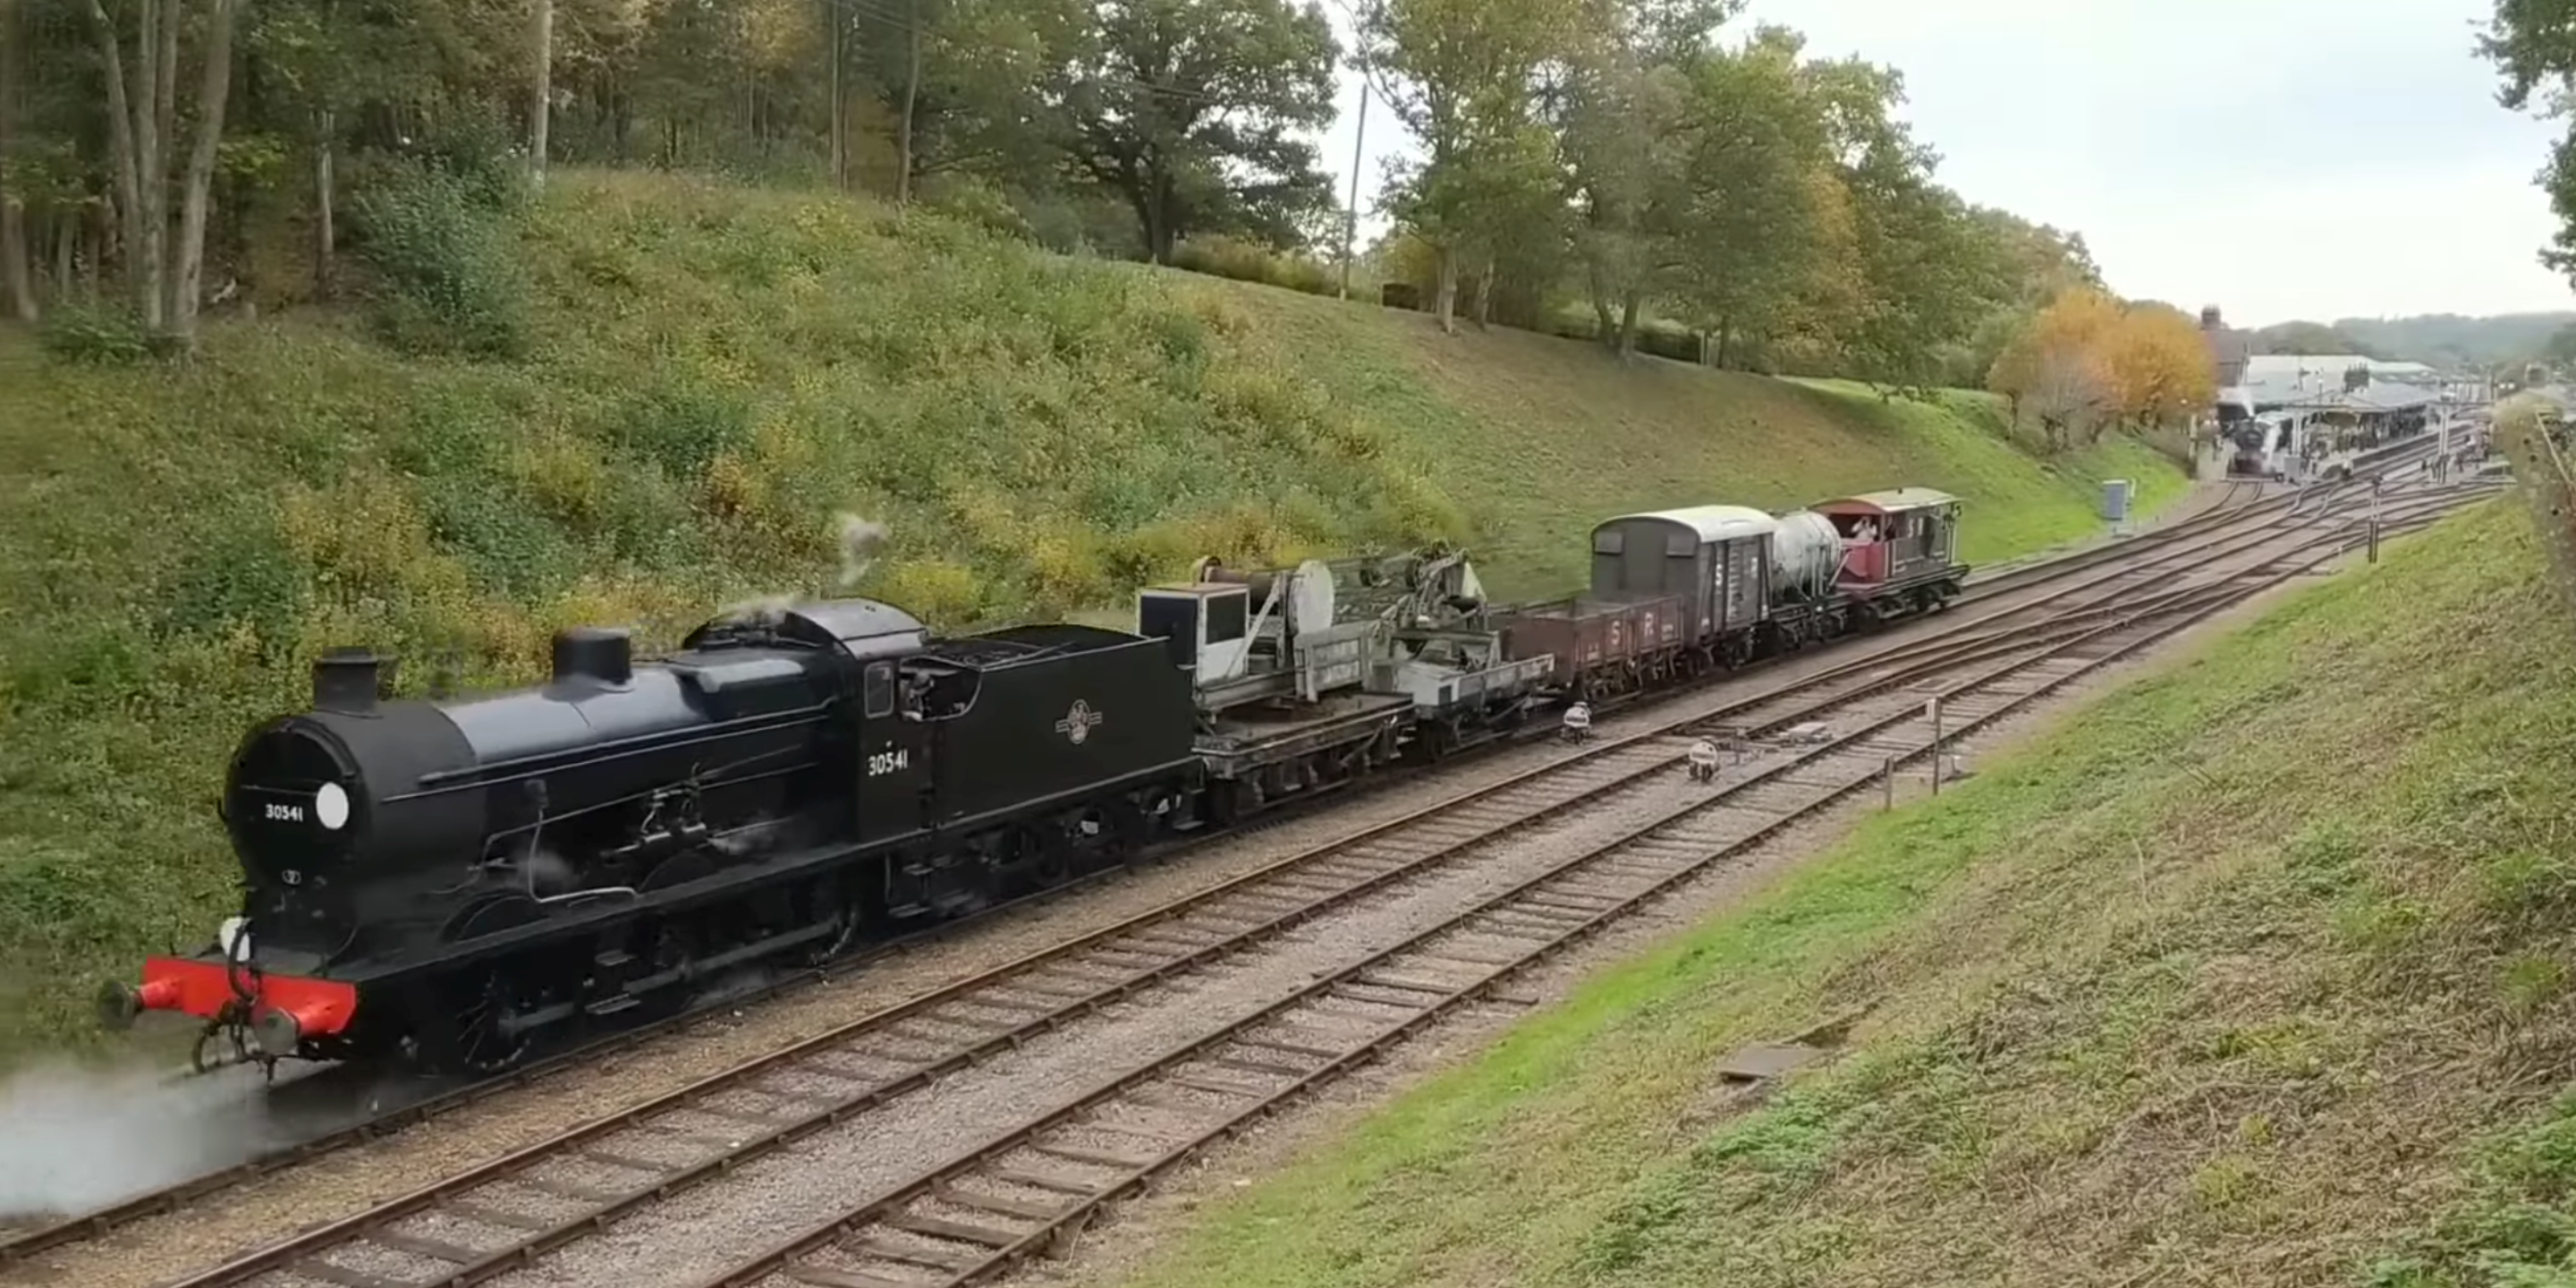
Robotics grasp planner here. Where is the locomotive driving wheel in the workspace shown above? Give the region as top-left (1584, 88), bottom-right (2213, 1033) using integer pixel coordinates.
top-left (451, 968), bottom-right (534, 1074)
top-left (434, 894), bottom-right (547, 1074)
top-left (802, 906), bottom-right (860, 968)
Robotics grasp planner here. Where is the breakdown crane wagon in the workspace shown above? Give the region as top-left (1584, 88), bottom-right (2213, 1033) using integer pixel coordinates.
top-left (1136, 546), bottom-right (1554, 818)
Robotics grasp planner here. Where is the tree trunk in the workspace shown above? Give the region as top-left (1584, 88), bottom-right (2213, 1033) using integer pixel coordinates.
top-left (1434, 247), bottom-right (1457, 335)
top-left (1715, 318), bottom-right (1733, 369)
top-left (1587, 261), bottom-right (1615, 352)
top-left (1616, 289), bottom-right (1641, 356)
top-left (167, 0), bottom-right (235, 345)
top-left (528, 0), bottom-right (552, 186)
top-left (1472, 252), bottom-right (1496, 328)
top-left (0, 202), bottom-right (27, 323)
top-left (1143, 169), bottom-right (1174, 264)
top-left (55, 212), bottom-right (74, 303)
top-left (89, 1), bottom-right (142, 320)
top-left (314, 109), bottom-right (336, 300)
top-left (826, 3), bottom-right (845, 190)
top-left (142, 0), bottom-right (174, 327)
top-left (896, 3), bottom-right (921, 205)
top-left (0, 0), bottom-right (30, 322)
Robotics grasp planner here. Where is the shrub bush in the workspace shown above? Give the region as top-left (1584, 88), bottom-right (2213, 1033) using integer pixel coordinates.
top-left (36, 303), bottom-right (174, 365)
top-left (347, 161), bottom-right (533, 360)
top-left (1169, 235), bottom-right (1338, 297)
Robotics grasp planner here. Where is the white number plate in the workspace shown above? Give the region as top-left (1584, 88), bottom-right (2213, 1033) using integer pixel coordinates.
top-left (867, 748), bottom-right (911, 777)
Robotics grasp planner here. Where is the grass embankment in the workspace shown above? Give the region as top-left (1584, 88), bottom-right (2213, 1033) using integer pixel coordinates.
top-left (0, 168), bottom-right (2182, 1064)
top-left (1103, 499), bottom-right (2576, 1288)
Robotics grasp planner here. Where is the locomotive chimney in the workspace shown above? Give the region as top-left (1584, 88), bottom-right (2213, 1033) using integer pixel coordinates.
top-left (312, 648), bottom-right (387, 714)
top-left (551, 626), bottom-right (634, 688)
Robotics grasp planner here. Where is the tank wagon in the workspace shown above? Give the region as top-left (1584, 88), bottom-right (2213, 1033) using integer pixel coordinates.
top-left (103, 489), bottom-right (1963, 1077)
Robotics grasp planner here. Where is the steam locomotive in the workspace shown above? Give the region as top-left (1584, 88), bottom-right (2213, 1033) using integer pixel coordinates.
top-left (101, 490), bottom-right (1965, 1075)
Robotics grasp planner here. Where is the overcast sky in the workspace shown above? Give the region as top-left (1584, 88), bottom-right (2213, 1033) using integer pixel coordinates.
top-left (1310, 0), bottom-right (2573, 326)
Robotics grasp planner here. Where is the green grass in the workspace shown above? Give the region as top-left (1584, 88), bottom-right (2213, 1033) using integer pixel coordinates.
top-left (1093, 498), bottom-right (2576, 1288)
top-left (0, 168), bottom-right (2184, 1065)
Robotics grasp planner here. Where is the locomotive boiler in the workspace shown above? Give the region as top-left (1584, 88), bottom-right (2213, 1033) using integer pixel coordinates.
top-left (102, 600), bottom-right (1203, 1073)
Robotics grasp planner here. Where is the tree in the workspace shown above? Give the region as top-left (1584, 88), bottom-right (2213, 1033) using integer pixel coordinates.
top-left (1361, 0), bottom-right (1582, 332)
top-left (529, 0), bottom-right (551, 184)
top-left (1808, 55), bottom-right (1995, 393)
top-left (1666, 28), bottom-right (1842, 363)
top-left (1051, 0), bottom-right (1340, 265)
top-left (2542, 318), bottom-right (2576, 369)
top-left (168, 0), bottom-right (239, 343)
top-left (2252, 318), bottom-right (2381, 357)
top-left (2101, 301), bottom-right (2217, 427)
top-left (1987, 286), bottom-right (2122, 448)
top-left (2483, 0), bottom-right (2576, 286)
top-left (1555, 0), bottom-right (1737, 353)
top-left (87, 0), bottom-right (243, 347)
top-left (0, 0), bottom-right (32, 321)
top-left (1990, 288), bottom-right (2216, 446)
top-left (869, 0), bottom-right (1081, 201)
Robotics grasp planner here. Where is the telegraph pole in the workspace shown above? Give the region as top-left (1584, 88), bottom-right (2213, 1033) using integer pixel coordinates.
top-left (1341, 81), bottom-right (1367, 301)
top-left (1335, 0), bottom-right (1368, 301)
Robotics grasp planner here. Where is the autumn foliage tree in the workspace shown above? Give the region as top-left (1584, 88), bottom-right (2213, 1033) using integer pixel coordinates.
top-left (2102, 301), bottom-right (2219, 428)
top-left (1987, 287), bottom-right (2215, 450)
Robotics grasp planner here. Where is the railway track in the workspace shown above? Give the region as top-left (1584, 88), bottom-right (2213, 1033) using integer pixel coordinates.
top-left (109, 487), bottom-right (2487, 1288)
top-left (1959, 452), bottom-right (2446, 599)
top-left (687, 561), bottom-right (2340, 1288)
top-left (0, 474), bottom-right (2487, 1284)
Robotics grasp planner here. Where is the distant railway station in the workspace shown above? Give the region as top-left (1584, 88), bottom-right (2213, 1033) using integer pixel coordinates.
top-left (2197, 309), bottom-right (2495, 484)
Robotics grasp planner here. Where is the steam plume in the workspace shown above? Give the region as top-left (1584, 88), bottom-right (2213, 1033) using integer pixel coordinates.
top-left (0, 1061), bottom-right (277, 1219)
top-left (716, 513), bottom-right (893, 624)
top-left (835, 513), bottom-right (891, 589)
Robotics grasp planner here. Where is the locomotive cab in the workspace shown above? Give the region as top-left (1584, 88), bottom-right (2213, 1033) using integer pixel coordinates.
top-left (682, 599), bottom-right (933, 852)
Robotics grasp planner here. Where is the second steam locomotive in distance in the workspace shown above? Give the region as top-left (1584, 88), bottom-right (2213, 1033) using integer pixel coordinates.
top-left (103, 488), bottom-right (1966, 1075)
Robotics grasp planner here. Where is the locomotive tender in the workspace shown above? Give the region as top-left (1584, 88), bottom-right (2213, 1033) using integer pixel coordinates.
top-left (103, 489), bottom-right (1966, 1075)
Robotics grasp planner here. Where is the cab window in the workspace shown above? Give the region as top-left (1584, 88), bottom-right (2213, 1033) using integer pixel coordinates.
top-left (863, 661), bottom-right (895, 718)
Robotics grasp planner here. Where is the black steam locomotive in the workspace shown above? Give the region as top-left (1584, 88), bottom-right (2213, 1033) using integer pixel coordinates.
top-left (101, 600), bottom-right (1206, 1073)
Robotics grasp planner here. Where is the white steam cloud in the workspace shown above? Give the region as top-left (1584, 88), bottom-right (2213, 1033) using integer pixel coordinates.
top-left (718, 513), bottom-right (894, 624)
top-left (0, 1061), bottom-right (279, 1220)
top-left (523, 845), bottom-right (579, 894)
top-left (834, 513), bottom-right (891, 589)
